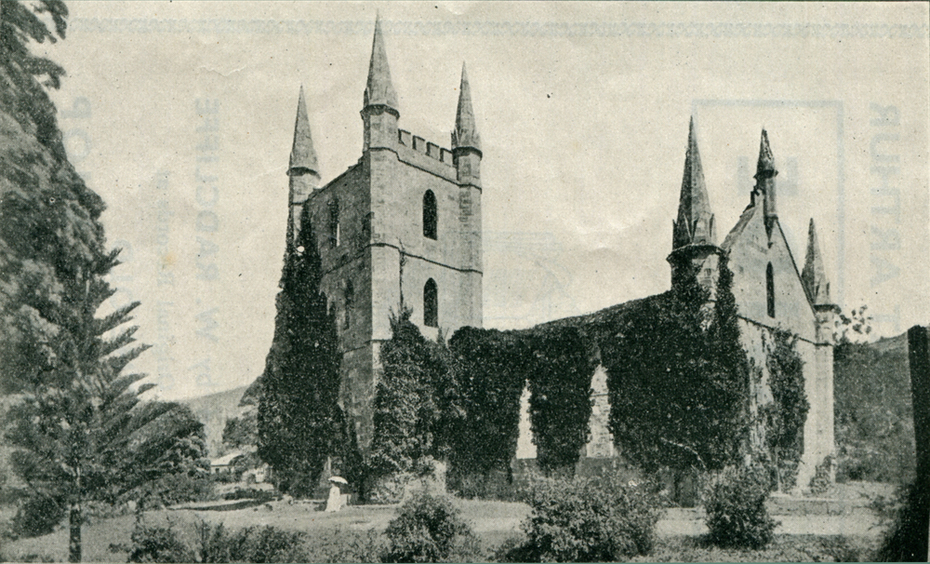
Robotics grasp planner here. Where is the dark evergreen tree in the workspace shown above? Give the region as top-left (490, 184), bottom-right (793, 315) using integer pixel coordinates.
top-left (698, 256), bottom-right (752, 470)
top-left (0, 247), bottom-right (212, 560)
top-left (257, 210), bottom-right (341, 496)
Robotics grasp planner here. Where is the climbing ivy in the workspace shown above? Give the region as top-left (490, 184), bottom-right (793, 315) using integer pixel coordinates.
top-left (601, 258), bottom-right (750, 474)
top-left (527, 327), bottom-right (597, 476)
top-left (445, 328), bottom-right (527, 483)
top-left (369, 307), bottom-right (449, 478)
top-left (760, 328), bottom-right (808, 490)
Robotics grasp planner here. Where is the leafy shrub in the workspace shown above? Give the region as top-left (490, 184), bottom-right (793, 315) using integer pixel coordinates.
top-left (515, 476), bottom-right (663, 562)
top-left (127, 519), bottom-right (193, 563)
top-left (134, 471), bottom-right (215, 509)
top-left (382, 492), bottom-right (478, 563)
top-left (198, 522), bottom-right (308, 563)
top-left (11, 495), bottom-right (65, 538)
top-left (305, 530), bottom-right (384, 563)
top-left (704, 465), bottom-right (778, 550)
top-left (808, 455), bottom-right (834, 496)
top-left (125, 518), bottom-right (310, 563)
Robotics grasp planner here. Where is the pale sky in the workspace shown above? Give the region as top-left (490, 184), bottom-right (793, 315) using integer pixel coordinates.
top-left (39, 2), bottom-right (929, 399)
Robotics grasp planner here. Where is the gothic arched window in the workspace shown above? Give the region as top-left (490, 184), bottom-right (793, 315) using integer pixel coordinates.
top-left (424, 278), bottom-right (438, 327)
top-left (344, 279), bottom-right (354, 329)
top-left (329, 197), bottom-right (340, 247)
top-left (766, 262), bottom-right (775, 318)
top-left (423, 190), bottom-right (437, 240)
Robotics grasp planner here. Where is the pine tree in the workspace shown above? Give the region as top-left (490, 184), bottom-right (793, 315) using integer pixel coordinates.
top-left (2, 248), bottom-right (163, 561)
top-left (257, 209), bottom-right (341, 497)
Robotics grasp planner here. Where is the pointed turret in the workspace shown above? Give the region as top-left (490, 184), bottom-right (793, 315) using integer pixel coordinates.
top-left (452, 62), bottom-right (482, 187)
top-left (363, 14), bottom-right (398, 113)
top-left (802, 219), bottom-right (839, 344)
top-left (452, 63), bottom-right (481, 152)
top-left (753, 129), bottom-right (778, 221)
top-left (287, 87), bottom-right (320, 244)
top-left (755, 129), bottom-right (776, 179)
top-left (673, 117), bottom-right (716, 249)
top-left (289, 86), bottom-right (319, 175)
top-left (802, 219), bottom-right (831, 305)
top-left (361, 14), bottom-right (400, 152)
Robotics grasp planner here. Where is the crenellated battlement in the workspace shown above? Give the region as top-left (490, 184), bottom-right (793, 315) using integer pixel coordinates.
top-left (398, 129), bottom-right (454, 165)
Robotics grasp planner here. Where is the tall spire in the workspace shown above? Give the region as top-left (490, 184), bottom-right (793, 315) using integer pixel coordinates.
top-left (802, 219), bottom-right (831, 305)
top-left (364, 14), bottom-right (398, 113)
top-left (452, 62), bottom-right (481, 152)
top-left (673, 117), bottom-right (716, 249)
top-left (289, 85), bottom-right (319, 175)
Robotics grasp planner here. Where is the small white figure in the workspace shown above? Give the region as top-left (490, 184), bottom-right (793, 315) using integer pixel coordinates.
top-left (325, 476), bottom-right (348, 512)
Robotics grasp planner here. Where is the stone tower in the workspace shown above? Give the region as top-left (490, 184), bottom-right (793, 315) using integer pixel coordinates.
top-left (284, 16), bottom-right (483, 451)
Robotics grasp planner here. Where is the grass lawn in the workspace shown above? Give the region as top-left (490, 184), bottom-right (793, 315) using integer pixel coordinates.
top-left (0, 498), bottom-right (531, 563)
top-left (0, 486), bottom-right (889, 562)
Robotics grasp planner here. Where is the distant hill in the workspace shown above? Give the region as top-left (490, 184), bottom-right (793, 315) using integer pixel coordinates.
top-left (181, 385), bottom-right (251, 458)
top-left (834, 330), bottom-right (917, 483)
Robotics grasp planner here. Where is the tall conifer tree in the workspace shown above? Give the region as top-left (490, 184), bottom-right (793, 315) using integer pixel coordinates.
top-left (257, 209), bottom-right (341, 496)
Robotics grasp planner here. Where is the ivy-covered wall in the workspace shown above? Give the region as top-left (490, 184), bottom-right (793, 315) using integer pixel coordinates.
top-left (366, 258), bottom-right (809, 495)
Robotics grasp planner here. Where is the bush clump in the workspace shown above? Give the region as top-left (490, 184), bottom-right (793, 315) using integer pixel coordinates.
top-left (126, 520), bottom-right (193, 563)
top-left (124, 518), bottom-right (309, 563)
top-left (513, 476), bottom-right (663, 562)
top-left (381, 492), bottom-right (478, 563)
top-left (704, 465), bottom-right (778, 550)
top-left (198, 523), bottom-right (308, 563)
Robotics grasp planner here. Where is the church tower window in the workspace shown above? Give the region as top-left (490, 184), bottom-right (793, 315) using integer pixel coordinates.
top-left (424, 278), bottom-right (438, 327)
top-left (345, 279), bottom-right (354, 328)
top-left (766, 262), bottom-right (775, 318)
top-left (423, 190), bottom-right (437, 240)
top-left (329, 198), bottom-right (340, 247)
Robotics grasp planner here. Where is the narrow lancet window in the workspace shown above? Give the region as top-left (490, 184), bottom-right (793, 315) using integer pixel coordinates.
top-left (766, 263), bottom-right (775, 318)
top-left (345, 280), bottom-right (354, 328)
top-left (329, 198), bottom-right (340, 247)
top-left (423, 190), bottom-right (437, 240)
top-left (424, 278), bottom-right (438, 327)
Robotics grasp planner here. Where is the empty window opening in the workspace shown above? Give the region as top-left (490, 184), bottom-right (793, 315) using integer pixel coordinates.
top-left (423, 190), bottom-right (437, 240)
top-left (424, 278), bottom-right (438, 327)
top-left (766, 263), bottom-right (775, 318)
